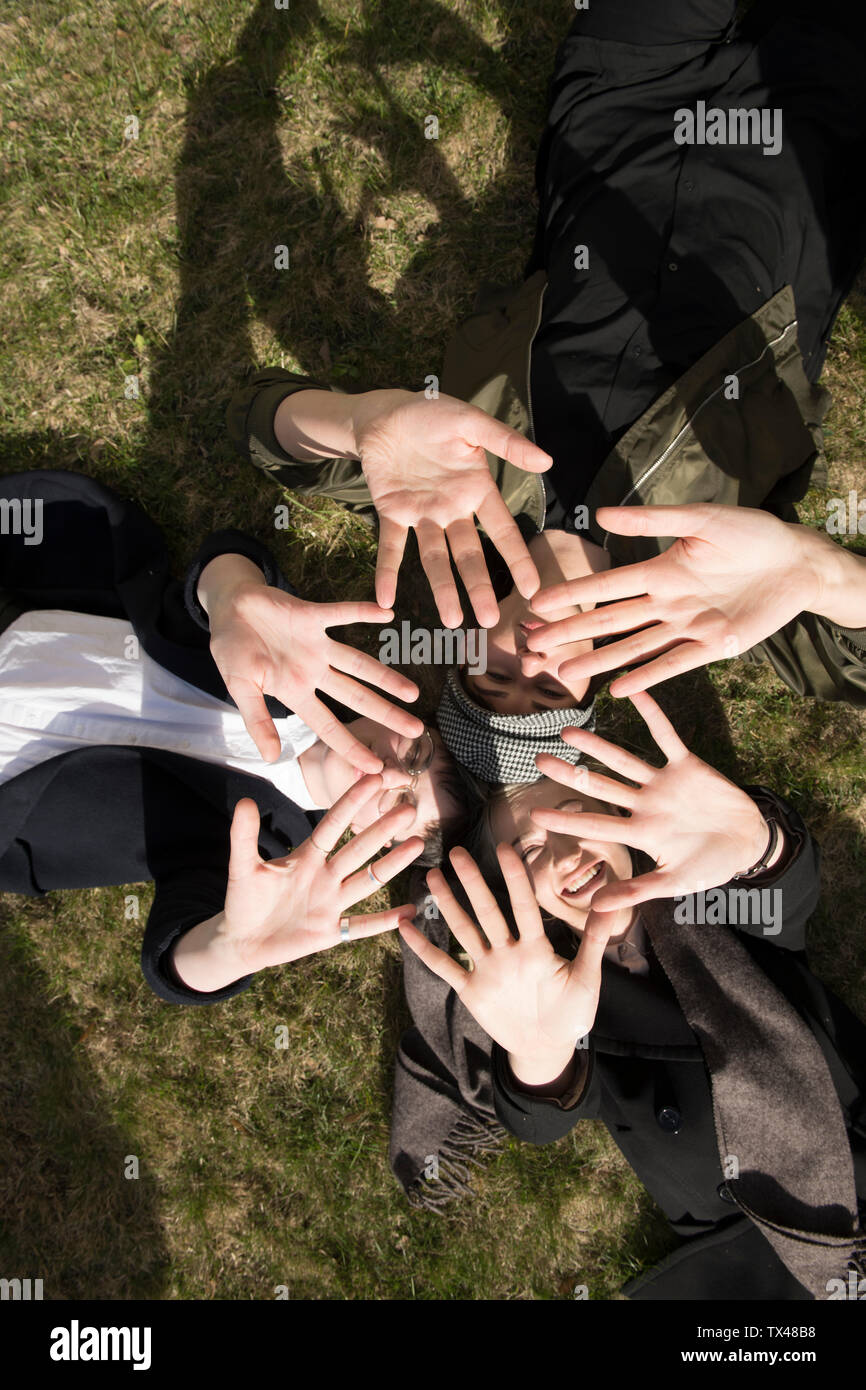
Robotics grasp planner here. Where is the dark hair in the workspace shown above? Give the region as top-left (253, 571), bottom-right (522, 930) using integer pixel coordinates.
top-left (414, 754), bottom-right (488, 867)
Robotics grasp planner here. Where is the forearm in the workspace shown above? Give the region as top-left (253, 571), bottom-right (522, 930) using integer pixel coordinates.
top-left (273, 387), bottom-right (412, 463)
top-left (800, 526), bottom-right (866, 630)
top-left (528, 529), bottom-right (610, 599)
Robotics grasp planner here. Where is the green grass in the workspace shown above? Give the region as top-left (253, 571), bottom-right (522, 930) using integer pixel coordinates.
top-left (1, 0), bottom-right (865, 1301)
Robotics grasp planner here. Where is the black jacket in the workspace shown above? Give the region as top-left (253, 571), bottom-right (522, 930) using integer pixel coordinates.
top-left (492, 796), bottom-right (866, 1298)
top-left (0, 469), bottom-right (324, 1006)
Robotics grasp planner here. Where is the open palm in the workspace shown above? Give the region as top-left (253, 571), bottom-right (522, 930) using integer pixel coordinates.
top-left (532, 692), bottom-right (772, 911)
top-left (220, 776), bottom-right (424, 975)
top-left (400, 844), bottom-right (615, 1072)
top-left (209, 582), bottom-right (423, 768)
top-left (528, 503), bottom-right (823, 694)
top-left (354, 391), bottom-right (552, 627)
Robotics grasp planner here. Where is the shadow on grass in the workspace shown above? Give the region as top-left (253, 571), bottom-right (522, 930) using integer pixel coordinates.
top-left (138, 0), bottom-right (567, 537)
top-left (0, 429), bottom-right (100, 477)
top-left (0, 905), bottom-right (169, 1299)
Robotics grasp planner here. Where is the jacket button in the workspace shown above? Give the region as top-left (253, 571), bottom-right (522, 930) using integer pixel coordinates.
top-left (717, 1182), bottom-right (737, 1204)
top-left (656, 1106), bottom-right (681, 1133)
top-left (668, 261), bottom-right (679, 272)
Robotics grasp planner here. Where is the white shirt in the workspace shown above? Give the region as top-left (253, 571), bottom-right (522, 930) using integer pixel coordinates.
top-left (0, 609), bottom-right (322, 808)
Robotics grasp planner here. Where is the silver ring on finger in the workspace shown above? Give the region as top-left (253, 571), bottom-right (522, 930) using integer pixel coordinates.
top-left (339, 918), bottom-right (350, 943)
top-left (367, 862), bottom-right (381, 886)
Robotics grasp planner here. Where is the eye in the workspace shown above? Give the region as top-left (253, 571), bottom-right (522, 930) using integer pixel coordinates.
top-left (537, 687), bottom-right (565, 700)
top-left (519, 842), bottom-right (543, 865)
top-left (486, 672), bottom-right (511, 684)
top-left (402, 745), bottom-right (427, 774)
top-left (396, 730), bottom-right (434, 774)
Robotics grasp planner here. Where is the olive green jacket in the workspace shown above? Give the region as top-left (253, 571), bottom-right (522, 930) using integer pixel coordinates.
top-left (227, 273), bottom-right (866, 705)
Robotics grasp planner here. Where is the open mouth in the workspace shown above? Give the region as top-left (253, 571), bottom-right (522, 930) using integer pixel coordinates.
top-left (559, 860), bottom-right (605, 902)
top-left (518, 619), bottom-right (546, 647)
top-left (516, 617), bottom-right (547, 651)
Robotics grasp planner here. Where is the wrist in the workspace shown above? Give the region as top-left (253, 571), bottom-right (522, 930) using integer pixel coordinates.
top-left (507, 1046), bottom-right (580, 1092)
top-left (800, 526), bottom-right (866, 629)
top-left (171, 913), bottom-right (248, 993)
top-left (733, 812), bottom-right (785, 880)
top-left (350, 388), bottom-right (415, 458)
top-left (197, 553), bottom-right (267, 619)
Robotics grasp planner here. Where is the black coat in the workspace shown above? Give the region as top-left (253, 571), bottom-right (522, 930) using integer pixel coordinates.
top-left (0, 469), bottom-right (323, 1005)
top-left (492, 800), bottom-right (866, 1298)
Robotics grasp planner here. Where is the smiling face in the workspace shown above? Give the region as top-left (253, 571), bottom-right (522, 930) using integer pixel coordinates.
top-left (488, 776), bottom-right (635, 939)
top-left (462, 586), bottom-right (593, 715)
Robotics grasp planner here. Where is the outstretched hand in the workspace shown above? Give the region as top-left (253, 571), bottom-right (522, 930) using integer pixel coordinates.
top-left (353, 391), bottom-right (552, 628)
top-left (400, 844), bottom-right (617, 1086)
top-left (526, 504), bottom-right (825, 694)
top-left (201, 555), bottom-right (423, 771)
top-left (173, 775), bottom-right (424, 992)
top-left (531, 692), bottom-right (774, 912)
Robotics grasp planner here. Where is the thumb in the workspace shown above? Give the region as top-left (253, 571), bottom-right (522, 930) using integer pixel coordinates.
top-left (589, 870), bottom-right (671, 914)
top-left (464, 411), bottom-right (553, 475)
top-left (225, 673), bottom-right (281, 763)
top-left (228, 798), bottom-right (263, 881)
top-left (596, 503), bottom-right (717, 539)
top-left (567, 908), bottom-right (614, 998)
top-left (314, 599), bottom-right (395, 628)
top-left (581, 907), bottom-right (621, 953)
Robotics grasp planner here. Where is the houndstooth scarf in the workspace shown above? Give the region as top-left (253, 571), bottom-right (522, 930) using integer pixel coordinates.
top-left (436, 668), bottom-right (595, 783)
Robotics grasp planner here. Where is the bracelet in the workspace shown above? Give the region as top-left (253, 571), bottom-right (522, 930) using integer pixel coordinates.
top-left (732, 817), bottom-right (779, 881)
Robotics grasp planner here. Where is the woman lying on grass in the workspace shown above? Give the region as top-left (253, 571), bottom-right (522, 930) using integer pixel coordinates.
top-left (393, 693), bottom-right (866, 1301)
top-left (0, 470), bottom-right (468, 1004)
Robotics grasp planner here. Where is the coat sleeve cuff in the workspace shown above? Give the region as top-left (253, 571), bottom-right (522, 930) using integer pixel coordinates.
top-left (226, 368), bottom-right (341, 468)
top-left (829, 622), bottom-right (866, 653)
top-left (183, 528), bottom-right (294, 632)
top-left (141, 914), bottom-right (255, 1007)
top-left (491, 1042), bottom-right (594, 1143)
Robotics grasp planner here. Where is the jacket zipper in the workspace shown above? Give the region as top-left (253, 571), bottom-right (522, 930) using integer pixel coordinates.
top-left (602, 318), bottom-right (799, 551)
top-left (525, 283), bottom-right (547, 531)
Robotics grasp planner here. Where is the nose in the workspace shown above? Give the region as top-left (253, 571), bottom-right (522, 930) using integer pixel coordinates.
top-left (519, 649), bottom-right (549, 677)
top-left (516, 621), bottom-right (550, 672)
top-left (379, 761), bottom-right (412, 791)
top-left (549, 834), bottom-right (586, 873)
